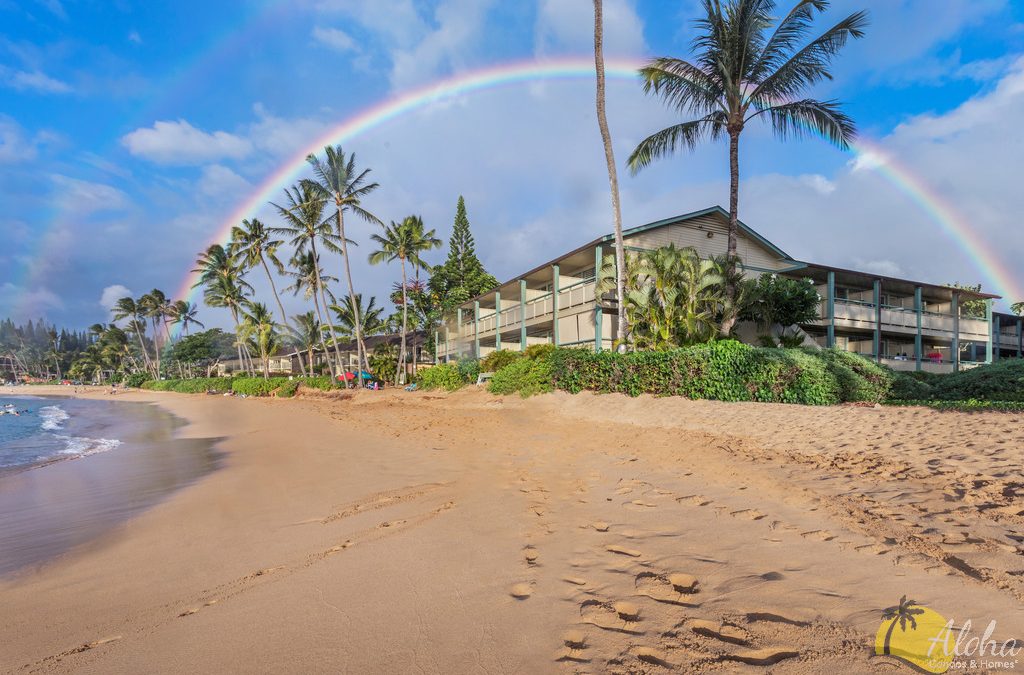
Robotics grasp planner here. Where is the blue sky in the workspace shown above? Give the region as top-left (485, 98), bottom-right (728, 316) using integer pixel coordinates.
top-left (2, 0), bottom-right (1023, 328)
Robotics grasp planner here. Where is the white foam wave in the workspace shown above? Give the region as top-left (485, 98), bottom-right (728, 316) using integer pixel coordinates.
top-left (54, 435), bottom-right (121, 458)
top-left (39, 405), bottom-right (69, 431)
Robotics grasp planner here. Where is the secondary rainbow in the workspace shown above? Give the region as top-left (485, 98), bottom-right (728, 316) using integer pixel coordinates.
top-left (175, 57), bottom-right (1022, 314)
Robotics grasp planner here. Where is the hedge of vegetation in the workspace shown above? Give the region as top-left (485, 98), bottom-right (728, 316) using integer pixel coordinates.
top-left (883, 359), bottom-right (1024, 406)
top-left (416, 363), bottom-right (464, 391)
top-left (141, 376), bottom-right (339, 397)
top-left (885, 398), bottom-right (1024, 412)
top-left (488, 352), bottom-right (554, 398)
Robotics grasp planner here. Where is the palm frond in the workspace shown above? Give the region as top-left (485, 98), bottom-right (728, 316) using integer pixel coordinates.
top-left (627, 113), bottom-right (726, 173)
top-left (759, 98), bottom-right (855, 148)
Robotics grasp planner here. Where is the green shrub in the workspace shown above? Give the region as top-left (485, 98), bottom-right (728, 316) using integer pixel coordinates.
top-left (524, 343), bottom-right (556, 361)
top-left (927, 360), bottom-right (1024, 402)
top-left (277, 380), bottom-right (300, 398)
top-left (231, 377), bottom-right (290, 397)
top-left (142, 377), bottom-right (233, 393)
top-left (811, 349), bottom-right (893, 403)
top-left (888, 371), bottom-right (934, 400)
top-left (300, 376), bottom-right (336, 391)
top-left (418, 363), bottom-right (464, 391)
top-left (480, 349), bottom-right (523, 372)
top-left (488, 357), bottom-right (553, 397)
top-left (456, 358), bottom-right (481, 384)
top-left (124, 372), bottom-right (148, 388)
top-left (885, 399), bottom-right (1024, 412)
top-left (548, 341), bottom-right (840, 405)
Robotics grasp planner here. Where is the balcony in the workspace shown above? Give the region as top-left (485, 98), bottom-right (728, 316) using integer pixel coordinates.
top-left (459, 280), bottom-right (596, 339)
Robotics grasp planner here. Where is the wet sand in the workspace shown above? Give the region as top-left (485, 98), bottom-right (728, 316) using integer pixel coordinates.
top-left (0, 385), bottom-right (1021, 673)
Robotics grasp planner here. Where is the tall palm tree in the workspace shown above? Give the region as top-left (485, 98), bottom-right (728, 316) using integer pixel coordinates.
top-left (271, 183), bottom-right (349, 383)
top-left (368, 216), bottom-right (441, 385)
top-left (288, 311), bottom-right (323, 376)
top-left (229, 218), bottom-right (306, 376)
top-left (628, 0), bottom-right (867, 335)
top-left (168, 300), bottom-right (204, 336)
top-left (284, 250), bottom-right (338, 376)
top-left (140, 289), bottom-right (171, 375)
top-left (240, 303), bottom-right (279, 379)
top-left (192, 244), bottom-right (254, 375)
top-left (111, 296), bottom-right (154, 375)
top-left (593, 0), bottom-right (628, 348)
top-left (330, 294), bottom-right (385, 344)
top-left (304, 146), bottom-right (382, 376)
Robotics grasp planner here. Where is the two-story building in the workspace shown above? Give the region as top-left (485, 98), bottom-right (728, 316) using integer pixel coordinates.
top-left (436, 206), bottom-right (1018, 374)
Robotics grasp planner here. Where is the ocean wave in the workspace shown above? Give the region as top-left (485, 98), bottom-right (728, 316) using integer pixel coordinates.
top-left (54, 435), bottom-right (122, 458)
top-left (39, 405), bottom-right (69, 431)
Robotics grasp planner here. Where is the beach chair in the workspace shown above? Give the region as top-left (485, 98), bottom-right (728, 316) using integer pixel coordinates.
top-left (476, 372), bottom-right (494, 385)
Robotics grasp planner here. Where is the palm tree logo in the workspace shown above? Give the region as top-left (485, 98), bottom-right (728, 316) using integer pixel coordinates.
top-left (880, 595), bottom-right (926, 655)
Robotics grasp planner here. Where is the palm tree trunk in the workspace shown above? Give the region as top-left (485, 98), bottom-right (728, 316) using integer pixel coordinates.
top-left (150, 318), bottom-right (162, 377)
top-left (133, 319), bottom-right (154, 376)
top-left (310, 240), bottom-right (347, 386)
top-left (721, 127), bottom-right (742, 337)
top-left (229, 307), bottom-right (245, 376)
top-left (261, 257), bottom-right (307, 377)
top-left (336, 208), bottom-right (367, 376)
top-left (594, 0), bottom-right (628, 348)
top-left (398, 258), bottom-right (409, 387)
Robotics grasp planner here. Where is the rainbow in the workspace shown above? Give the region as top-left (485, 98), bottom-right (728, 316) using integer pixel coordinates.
top-left (169, 56), bottom-right (1021, 317)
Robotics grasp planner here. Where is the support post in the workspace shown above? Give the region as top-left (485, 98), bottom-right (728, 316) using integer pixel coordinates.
top-left (826, 270), bottom-right (835, 348)
top-left (434, 330), bottom-right (439, 363)
top-left (914, 286), bottom-right (923, 372)
top-left (495, 291), bottom-right (502, 351)
top-left (594, 245), bottom-right (603, 353)
top-left (519, 279), bottom-right (527, 352)
top-left (873, 279), bottom-right (882, 362)
top-left (951, 292), bottom-right (960, 372)
top-left (986, 299), bottom-right (994, 364)
top-left (473, 300), bottom-right (480, 359)
top-left (1018, 317), bottom-right (1023, 358)
top-left (992, 312), bottom-right (1000, 363)
top-left (552, 265), bottom-right (560, 346)
top-left (456, 308), bottom-right (462, 361)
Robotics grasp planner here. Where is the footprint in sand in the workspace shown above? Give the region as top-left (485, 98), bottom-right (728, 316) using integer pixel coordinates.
top-left (632, 646), bottom-right (675, 669)
top-left (523, 546), bottom-right (539, 565)
top-left (555, 629), bottom-right (590, 663)
top-left (562, 576), bottom-right (588, 586)
top-left (689, 619), bottom-right (749, 645)
top-left (629, 499), bottom-right (658, 508)
top-left (721, 647), bottom-right (800, 666)
top-left (634, 572), bottom-right (701, 605)
top-left (677, 495), bottom-right (712, 506)
top-left (606, 544), bottom-right (642, 558)
top-left (800, 530), bottom-right (836, 541)
top-left (730, 508), bottom-right (766, 520)
top-left (510, 583), bottom-right (533, 599)
top-left (592, 521), bottom-right (610, 532)
top-left (579, 599), bottom-right (644, 633)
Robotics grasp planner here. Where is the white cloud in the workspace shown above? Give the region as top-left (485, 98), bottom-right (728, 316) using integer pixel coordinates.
top-left (246, 103), bottom-right (331, 159)
top-left (51, 175), bottom-right (130, 213)
top-left (0, 282), bottom-right (64, 317)
top-left (799, 174), bottom-right (836, 195)
top-left (121, 119), bottom-right (252, 165)
top-left (0, 67), bottom-right (72, 94)
top-left (35, 0), bottom-right (67, 20)
top-left (198, 164), bottom-right (252, 198)
top-left (0, 116), bottom-right (37, 162)
top-left (853, 259), bottom-right (904, 278)
top-left (312, 26), bottom-right (357, 52)
top-left (99, 284), bottom-right (132, 311)
top-left (128, 31), bottom-right (143, 45)
top-left (534, 0), bottom-right (646, 58)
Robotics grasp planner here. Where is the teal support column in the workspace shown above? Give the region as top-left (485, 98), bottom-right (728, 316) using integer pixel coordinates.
top-left (1018, 318), bottom-right (1023, 358)
top-left (456, 308), bottom-right (462, 360)
top-left (594, 245), bottom-right (603, 352)
top-left (873, 279), bottom-right (882, 362)
top-left (986, 299), bottom-right (994, 364)
top-left (552, 265), bottom-right (560, 346)
top-left (434, 330), bottom-right (439, 363)
top-left (519, 279), bottom-right (527, 352)
top-left (495, 291), bottom-right (502, 351)
top-left (914, 286), bottom-right (923, 372)
top-left (992, 312), bottom-right (1000, 362)
top-left (473, 301), bottom-right (480, 358)
top-left (826, 270), bottom-right (835, 348)
top-left (951, 292), bottom-right (960, 372)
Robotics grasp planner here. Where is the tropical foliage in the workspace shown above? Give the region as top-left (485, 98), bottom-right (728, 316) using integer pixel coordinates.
top-left (741, 274), bottom-right (821, 346)
top-left (628, 0), bottom-right (865, 334)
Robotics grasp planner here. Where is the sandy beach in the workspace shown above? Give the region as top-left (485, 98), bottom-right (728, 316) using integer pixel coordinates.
top-left (1, 386), bottom-right (1022, 673)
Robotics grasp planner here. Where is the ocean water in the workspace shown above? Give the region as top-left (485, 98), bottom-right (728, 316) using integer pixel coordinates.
top-left (0, 395), bottom-right (219, 576)
top-left (0, 396), bottom-right (122, 473)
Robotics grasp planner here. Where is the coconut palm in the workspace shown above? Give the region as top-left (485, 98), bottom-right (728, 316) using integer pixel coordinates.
top-left (139, 289), bottom-right (172, 375)
top-left (193, 246), bottom-right (255, 375)
top-left (593, 0), bottom-right (628, 348)
top-left (368, 216), bottom-right (442, 385)
top-left (628, 0), bottom-right (867, 335)
top-left (880, 596), bottom-right (925, 656)
top-left (111, 296), bottom-right (154, 375)
top-left (271, 182), bottom-right (350, 382)
top-left (284, 251), bottom-right (338, 376)
top-left (168, 300), bottom-right (204, 336)
top-left (288, 311), bottom-right (323, 376)
top-left (330, 294), bottom-right (385, 344)
top-left (304, 146), bottom-right (382, 376)
top-left (239, 303), bottom-right (279, 379)
top-left (229, 217), bottom-right (306, 376)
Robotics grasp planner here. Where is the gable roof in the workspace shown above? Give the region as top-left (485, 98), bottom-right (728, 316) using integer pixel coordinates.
top-left (600, 205), bottom-right (793, 261)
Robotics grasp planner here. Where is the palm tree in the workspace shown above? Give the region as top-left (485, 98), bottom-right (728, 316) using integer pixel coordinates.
top-left (169, 300), bottom-right (204, 336)
top-left (229, 217), bottom-right (306, 376)
top-left (628, 0), bottom-right (867, 335)
top-left (368, 216), bottom-right (442, 385)
top-left (240, 303), bottom-right (279, 379)
top-left (193, 245), bottom-right (255, 375)
top-left (140, 289), bottom-right (172, 375)
top-left (271, 182), bottom-right (350, 383)
top-left (112, 296), bottom-right (154, 376)
top-left (330, 293), bottom-right (385, 345)
top-left (288, 311), bottom-right (323, 376)
top-left (1012, 301), bottom-right (1023, 316)
top-left (880, 596), bottom-right (925, 656)
top-left (284, 251), bottom-right (338, 376)
top-left (593, 0), bottom-right (628, 348)
top-left (304, 146), bottom-right (382, 377)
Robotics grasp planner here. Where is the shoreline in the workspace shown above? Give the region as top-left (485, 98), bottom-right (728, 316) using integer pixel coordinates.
top-left (1, 386), bottom-right (1021, 673)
